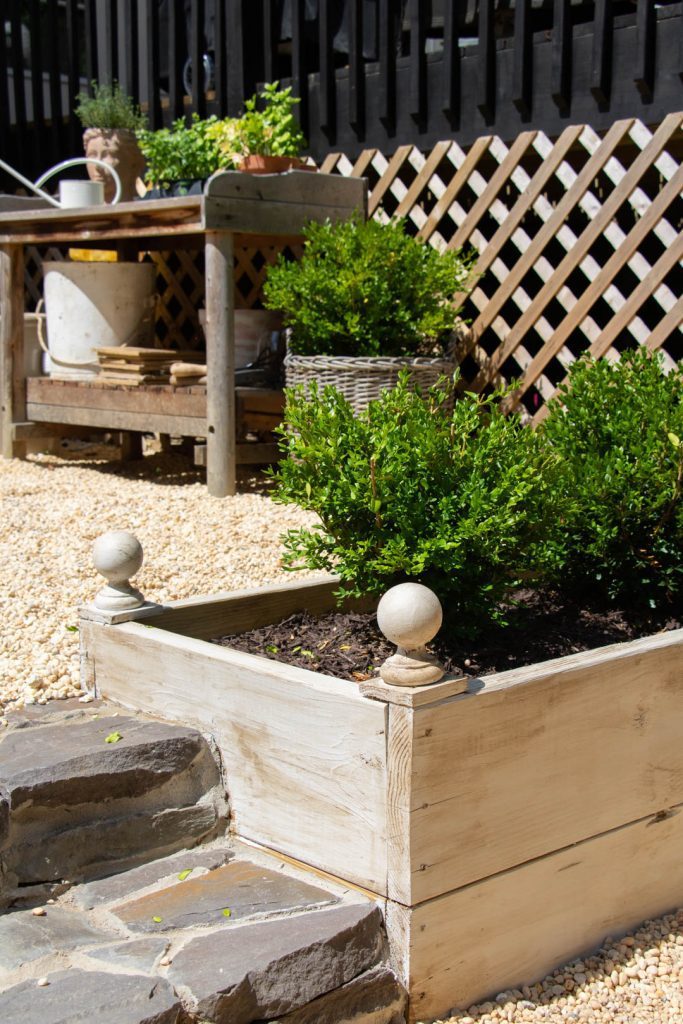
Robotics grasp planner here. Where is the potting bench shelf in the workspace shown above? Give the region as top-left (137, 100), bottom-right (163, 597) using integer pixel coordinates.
top-left (0, 171), bottom-right (367, 494)
top-left (23, 377), bottom-right (284, 463)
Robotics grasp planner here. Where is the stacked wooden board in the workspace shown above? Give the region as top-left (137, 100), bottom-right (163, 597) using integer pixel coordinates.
top-left (96, 348), bottom-right (204, 386)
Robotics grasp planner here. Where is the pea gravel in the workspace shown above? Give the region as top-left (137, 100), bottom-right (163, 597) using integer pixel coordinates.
top-left (2, 449), bottom-right (682, 1024)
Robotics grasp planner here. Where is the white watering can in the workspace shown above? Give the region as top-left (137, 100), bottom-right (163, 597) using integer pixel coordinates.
top-left (0, 157), bottom-right (157, 379)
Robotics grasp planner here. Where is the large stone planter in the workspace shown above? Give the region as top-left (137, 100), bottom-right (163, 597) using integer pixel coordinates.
top-left (80, 558), bottom-right (683, 1023)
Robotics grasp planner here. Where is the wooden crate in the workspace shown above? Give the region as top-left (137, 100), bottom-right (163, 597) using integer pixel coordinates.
top-left (80, 578), bottom-right (683, 1022)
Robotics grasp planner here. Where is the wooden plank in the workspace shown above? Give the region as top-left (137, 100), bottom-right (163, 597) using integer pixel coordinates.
top-left (635, 0), bottom-right (656, 101)
top-left (511, 161), bottom-right (683, 413)
top-left (318, 0), bottom-right (336, 136)
top-left (167, 0), bottom-right (185, 120)
top-left (348, 0), bottom-right (364, 131)
top-left (406, 628), bottom-right (683, 904)
top-left (551, 0), bottom-right (572, 113)
top-left (0, 245), bottom-right (26, 458)
top-left (204, 171), bottom-right (366, 208)
top-left (26, 378), bottom-right (207, 417)
top-left (441, 0), bottom-right (460, 121)
top-left (82, 618), bottom-right (390, 894)
top-left (148, 574), bottom-right (342, 640)
top-left (408, 0), bottom-right (426, 122)
top-left (477, 0), bottom-right (495, 122)
top-left (359, 674), bottom-right (468, 709)
top-left (143, 0), bottom-right (162, 129)
top-left (417, 135), bottom-right (493, 244)
top-left (512, 0), bottom-right (532, 117)
top-left (290, 0), bottom-right (308, 134)
top-left (205, 231), bottom-right (235, 497)
top-left (204, 198), bottom-right (363, 236)
top-left (26, 403), bottom-right (206, 436)
top-left (379, 0), bottom-right (397, 127)
top-left (590, 0), bottom-right (612, 105)
top-left (190, 0), bottom-right (206, 118)
top-left (406, 805), bottom-right (683, 1022)
top-left (386, 705), bottom-right (413, 904)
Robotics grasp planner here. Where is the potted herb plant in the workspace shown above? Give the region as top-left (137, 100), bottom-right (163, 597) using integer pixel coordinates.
top-left (262, 215), bottom-right (474, 409)
top-left (209, 81), bottom-right (309, 174)
top-left (74, 81), bottom-right (147, 202)
top-left (137, 114), bottom-right (230, 197)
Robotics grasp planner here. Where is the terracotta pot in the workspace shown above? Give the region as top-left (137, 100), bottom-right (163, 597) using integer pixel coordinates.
top-left (238, 155), bottom-right (315, 175)
top-left (83, 128), bottom-right (145, 203)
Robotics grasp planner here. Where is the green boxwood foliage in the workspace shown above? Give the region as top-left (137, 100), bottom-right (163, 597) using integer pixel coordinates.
top-left (542, 349), bottom-right (683, 609)
top-left (272, 373), bottom-right (562, 632)
top-left (262, 216), bottom-right (474, 357)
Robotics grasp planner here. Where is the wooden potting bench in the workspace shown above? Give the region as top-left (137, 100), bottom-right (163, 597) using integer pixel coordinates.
top-left (0, 172), bottom-right (366, 495)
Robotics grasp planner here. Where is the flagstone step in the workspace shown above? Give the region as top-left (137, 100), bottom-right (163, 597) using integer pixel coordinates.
top-left (0, 702), bottom-right (228, 901)
top-left (0, 844), bottom-right (406, 1024)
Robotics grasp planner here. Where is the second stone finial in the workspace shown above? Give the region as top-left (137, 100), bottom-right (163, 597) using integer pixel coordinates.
top-left (92, 530), bottom-right (145, 611)
top-left (376, 582), bottom-right (445, 687)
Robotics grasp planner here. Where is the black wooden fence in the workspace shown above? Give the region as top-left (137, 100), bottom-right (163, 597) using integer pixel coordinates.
top-left (2, 1), bottom-right (682, 189)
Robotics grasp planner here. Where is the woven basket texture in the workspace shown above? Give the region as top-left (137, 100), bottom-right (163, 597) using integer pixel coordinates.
top-left (283, 354), bottom-right (455, 414)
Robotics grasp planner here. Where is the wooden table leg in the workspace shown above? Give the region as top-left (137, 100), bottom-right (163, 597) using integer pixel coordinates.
top-left (205, 230), bottom-right (235, 497)
top-left (0, 244), bottom-right (26, 459)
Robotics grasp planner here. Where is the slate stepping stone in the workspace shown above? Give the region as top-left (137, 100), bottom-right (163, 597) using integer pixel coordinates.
top-left (84, 937), bottom-right (169, 973)
top-left (167, 901), bottom-right (383, 1023)
top-left (1, 968), bottom-right (183, 1024)
top-left (71, 846), bottom-right (233, 909)
top-left (114, 859), bottom-right (337, 932)
top-left (268, 964), bottom-right (407, 1024)
top-left (0, 906), bottom-right (114, 972)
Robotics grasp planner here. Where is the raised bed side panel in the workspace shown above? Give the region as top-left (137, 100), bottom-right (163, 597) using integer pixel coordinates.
top-left (405, 629), bottom-right (683, 905)
top-left (81, 618), bottom-right (390, 895)
top-left (399, 802), bottom-right (683, 1023)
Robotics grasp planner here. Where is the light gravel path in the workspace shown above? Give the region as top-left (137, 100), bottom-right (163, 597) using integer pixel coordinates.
top-left (0, 449), bottom-right (315, 712)
top-left (2, 450), bottom-right (682, 1024)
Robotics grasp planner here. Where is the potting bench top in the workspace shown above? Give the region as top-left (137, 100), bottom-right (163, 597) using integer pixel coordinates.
top-left (0, 171), bottom-right (367, 495)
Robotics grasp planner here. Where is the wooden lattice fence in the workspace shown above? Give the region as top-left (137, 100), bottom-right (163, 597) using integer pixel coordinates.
top-left (322, 112), bottom-right (683, 421)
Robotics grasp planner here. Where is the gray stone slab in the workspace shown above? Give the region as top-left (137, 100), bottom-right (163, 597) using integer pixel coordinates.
top-left (12, 804), bottom-right (221, 885)
top-left (168, 901), bottom-right (383, 1024)
top-left (268, 965), bottom-right (407, 1024)
top-left (0, 715), bottom-right (215, 810)
top-left (114, 859), bottom-right (337, 933)
top-left (0, 786), bottom-right (8, 847)
top-left (84, 937), bottom-right (169, 973)
top-left (1, 968), bottom-right (183, 1024)
top-left (71, 846), bottom-right (234, 909)
top-left (0, 906), bottom-right (114, 971)
top-left (1, 699), bottom-right (110, 734)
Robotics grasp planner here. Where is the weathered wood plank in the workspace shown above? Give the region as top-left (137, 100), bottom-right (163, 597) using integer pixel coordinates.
top-left (205, 231), bottom-right (235, 497)
top-left (82, 617), bottom-right (390, 894)
top-left (406, 804), bottom-right (683, 1022)
top-left (26, 378), bottom-right (207, 416)
top-left (407, 628), bottom-right (683, 904)
top-left (0, 245), bottom-right (26, 458)
top-left (26, 404), bottom-right (206, 436)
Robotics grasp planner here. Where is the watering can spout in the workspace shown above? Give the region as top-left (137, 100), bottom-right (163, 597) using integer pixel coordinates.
top-left (0, 156), bottom-right (122, 209)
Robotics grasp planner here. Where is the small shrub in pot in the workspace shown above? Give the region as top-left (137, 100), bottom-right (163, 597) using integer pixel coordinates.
top-left (74, 80), bottom-right (147, 201)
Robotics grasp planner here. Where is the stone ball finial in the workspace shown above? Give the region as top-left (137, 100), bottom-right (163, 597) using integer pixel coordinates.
top-left (92, 531), bottom-right (145, 611)
top-left (376, 582), bottom-right (445, 687)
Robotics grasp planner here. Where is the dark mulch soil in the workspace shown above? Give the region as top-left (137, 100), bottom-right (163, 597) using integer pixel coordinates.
top-left (211, 589), bottom-right (682, 682)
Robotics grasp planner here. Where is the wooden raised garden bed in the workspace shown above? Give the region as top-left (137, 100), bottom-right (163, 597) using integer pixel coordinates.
top-left (80, 575), bottom-right (683, 1023)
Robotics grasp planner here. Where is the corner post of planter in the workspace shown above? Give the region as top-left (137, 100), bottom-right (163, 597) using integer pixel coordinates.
top-left (205, 229), bottom-right (236, 498)
top-left (376, 582), bottom-right (445, 686)
top-left (78, 530), bottom-right (161, 695)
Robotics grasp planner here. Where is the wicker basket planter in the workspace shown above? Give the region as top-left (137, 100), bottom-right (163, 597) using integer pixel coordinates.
top-left (283, 354), bottom-right (455, 413)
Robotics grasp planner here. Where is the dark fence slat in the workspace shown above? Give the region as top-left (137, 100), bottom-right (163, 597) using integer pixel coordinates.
top-left (512, 0), bottom-right (532, 117)
top-left (379, 0), bottom-right (397, 128)
top-left (590, 0), bottom-right (612, 105)
top-left (319, 0), bottom-right (335, 137)
top-left (46, 0), bottom-right (64, 164)
top-left (635, 0), bottom-right (655, 100)
top-left (119, 0), bottom-right (139, 102)
top-left (477, 0), bottom-right (495, 122)
top-left (96, 0), bottom-right (119, 86)
top-left (0, 0), bottom-right (16, 177)
top-left (84, 0), bottom-right (98, 87)
top-left (441, 0), bottom-right (460, 124)
top-left (213, 0), bottom-right (227, 114)
top-left (190, 0), bottom-right (207, 118)
top-left (262, 0), bottom-right (278, 85)
top-left (28, 0), bottom-right (45, 176)
top-left (144, 0), bottom-right (162, 128)
top-left (290, 0), bottom-right (309, 136)
top-left (167, 0), bottom-right (185, 120)
top-left (348, 0), bottom-right (364, 132)
top-left (408, 0), bottom-right (427, 122)
top-left (9, 3), bottom-right (27, 169)
top-left (66, 0), bottom-right (83, 155)
top-left (551, 0), bottom-right (572, 113)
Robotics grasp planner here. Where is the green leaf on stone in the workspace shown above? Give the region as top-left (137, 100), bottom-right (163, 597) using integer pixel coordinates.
top-left (222, 908), bottom-right (231, 918)
top-left (105, 731), bottom-right (123, 744)
top-left (152, 916), bottom-right (162, 923)
top-left (177, 869), bottom-right (193, 881)
top-left (65, 625), bottom-right (78, 633)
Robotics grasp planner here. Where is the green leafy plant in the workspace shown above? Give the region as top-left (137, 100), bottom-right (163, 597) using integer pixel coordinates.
top-left (74, 81), bottom-right (147, 132)
top-left (542, 349), bottom-right (683, 609)
top-left (271, 372), bottom-right (562, 632)
top-left (137, 114), bottom-right (229, 188)
top-left (262, 216), bottom-right (474, 357)
top-left (209, 81), bottom-right (306, 162)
